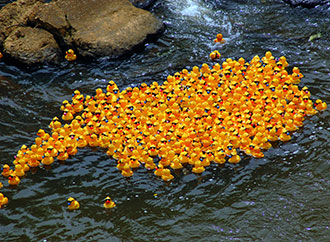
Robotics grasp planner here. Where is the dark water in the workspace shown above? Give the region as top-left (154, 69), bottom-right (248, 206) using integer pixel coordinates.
top-left (1, 0), bottom-right (330, 241)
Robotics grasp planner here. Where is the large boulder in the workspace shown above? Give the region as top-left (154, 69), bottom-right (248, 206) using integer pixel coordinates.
top-left (282, 0), bottom-right (328, 7)
top-left (30, 0), bottom-right (164, 58)
top-left (0, 0), bottom-right (43, 46)
top-left (3, 27), bottom-right (61, 65)
top-left (0, 0), bottom-right (164, 65)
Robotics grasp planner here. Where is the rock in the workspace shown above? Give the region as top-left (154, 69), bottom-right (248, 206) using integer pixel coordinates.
top-left (129, 0), bottom-right (157, 9)
top-left (30, 0), bottom-right (164, 59)
top-left (0, 0), bottom-right (164, 66)
top-left (3, 27), bottom-right (61, 65)
top-left (0, 0), bottom-right (43, 46)
top-left (282, 0), bottom-right (328, 8)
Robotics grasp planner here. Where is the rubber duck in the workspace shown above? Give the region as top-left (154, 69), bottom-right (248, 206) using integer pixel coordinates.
top-left (14, 164), bottom-right (25, 177)
top-left (161, 168), bottom-right (174, 181)
top-left (0, 182), bottom-right (2, 189)
top-left (192, 160), bottom-right (205, 173)
top-left (65, 49), bottom-right (77, 61)
top-left (210, 50), bottom-right (221, 60)
top-left (154, 164), bottom-right (164, 177)
top-left (2, 164), bottom-right (11, 177)
top-left (28, 155), bottom-right (41, 168)
top-left (62, 109), bottom-right (74, 121)
top-left (37, 129), bottom-right (50, 141)
top-left (67, 197), bottom-right (80, 210)
top-left (66, 143), bottom-right (78, 156)
top-left (41, 152), bottom-right (54, 166)
top-left (57, 148), bottom-right (69, 161)
top-left (228, 154), bottom-right (241, 164)
top-left (104, 196), bottom-right (116, 209)
top-left (315, 99), bottom-right (327, 111)
top-left (129, 156), bottom-right (140, 169)
top-left (144, 156), bottom-right (157, 170)
top-left (0, 193), bottom-right (8, 208)
top-left (170, 156), bottom-right (183, 170)
top-left (214, 33), bottom-right (225, 43)
top-left (214, 149), bottom-right (226, 164)
top-left (121, 163), bottom-right (133, 177)
top-left (279, 129), bottom-right (291, 142)
top-left (46, 145), bottom-right (58, 157)
top-left (0, 52), bottom-right (3, 59)
top-left (8, 174), bottom-right (20, 186)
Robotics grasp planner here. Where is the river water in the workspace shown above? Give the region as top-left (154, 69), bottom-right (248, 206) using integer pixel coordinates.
top-left (0, 0), bottom-right (329, 241)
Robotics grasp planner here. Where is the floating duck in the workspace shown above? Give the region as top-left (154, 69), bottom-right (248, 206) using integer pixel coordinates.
top-left (192, 160), bottom-right (205, 173)
top-left (161, 168), bottom-right (174, 181)
top-left (103, 196), bottom-right (116, 209)
top-left (0, 193), bottom-right (8, 208)
top-left (0, 182), bottom-right (2, 189)
top-left (210, 50), bottom-right (221, 60)
top-left (121, 163), bottom-right (133, 177)
top-left (2, 164), bottom-right (11, 177)
top-left (14, 164), bottom-right (25, 177)
top-left (315, 99), bottom-right (327, 111)
top-left (214, 33), bottom-right (225, 43)
top-left (154, 164), bottom-right (164, 177)
top-left (0, 52), bottom-right (3, 59)
top-left (8, 174), bottom-right (20, 186)
top-left (67, 197), bottom-right (80, 210)
top-left (65, 49), bottom-right (77, 61)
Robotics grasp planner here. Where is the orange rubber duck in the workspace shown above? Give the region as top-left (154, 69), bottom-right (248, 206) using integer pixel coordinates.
top-left (214, 33), bottom-right (225, 43)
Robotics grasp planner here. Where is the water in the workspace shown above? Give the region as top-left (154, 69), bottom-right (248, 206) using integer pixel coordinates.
top-left (1, 0), bottom-right (330, 241)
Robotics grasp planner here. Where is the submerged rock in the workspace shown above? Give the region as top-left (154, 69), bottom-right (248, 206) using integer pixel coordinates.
top-left (282, 0), bottom-right (329, 8)
top-left (0, 0), bottom-right (164, 66)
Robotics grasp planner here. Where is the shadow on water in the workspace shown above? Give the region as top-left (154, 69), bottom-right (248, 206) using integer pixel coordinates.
top-left (0, 0), bottom-right (330, 241)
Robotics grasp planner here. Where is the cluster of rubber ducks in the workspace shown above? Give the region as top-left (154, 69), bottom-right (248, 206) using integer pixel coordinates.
top-left (67, 196), bottom-right (115, 210)
top-left (0, 36), bottom-right (328, 207)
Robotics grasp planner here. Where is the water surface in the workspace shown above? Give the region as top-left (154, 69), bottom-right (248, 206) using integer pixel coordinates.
top-left (0, 0), bottom-right (329, 241)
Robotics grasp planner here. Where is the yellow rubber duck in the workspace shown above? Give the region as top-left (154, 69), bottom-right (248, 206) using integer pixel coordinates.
top-left (228, 154), bottom-right (241, 164)
top-left (154, 164), bottom-right (164, 177)
top-left (121, 163), bottom-right (133, 177)
top-left (209, 50), bottom-right (221, 60)
top-left (192, 160), bottom-right (205, 173)
top-left (67, 197), bottom-right (80, 210)
top-left (0, 182), bottom-right (3, 189)
top-left (14, 164), bottom-right (25, 177)
top-left (0, 193), bottom-right (8, 208)
top-left (314, 99), bottom-right (327, 111)
top-left (8, 174), bottom-right (20, 186)
top-left (65, 49), bottom-right (77, 61)
top-left (161, 168), bottom-right (174, 181)
top-left (2, 164), bottom-right (11, 177)
top-left (103, 196), bottom-right (116, 209)
top-left (41, 152), bottom-right (54, 166)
